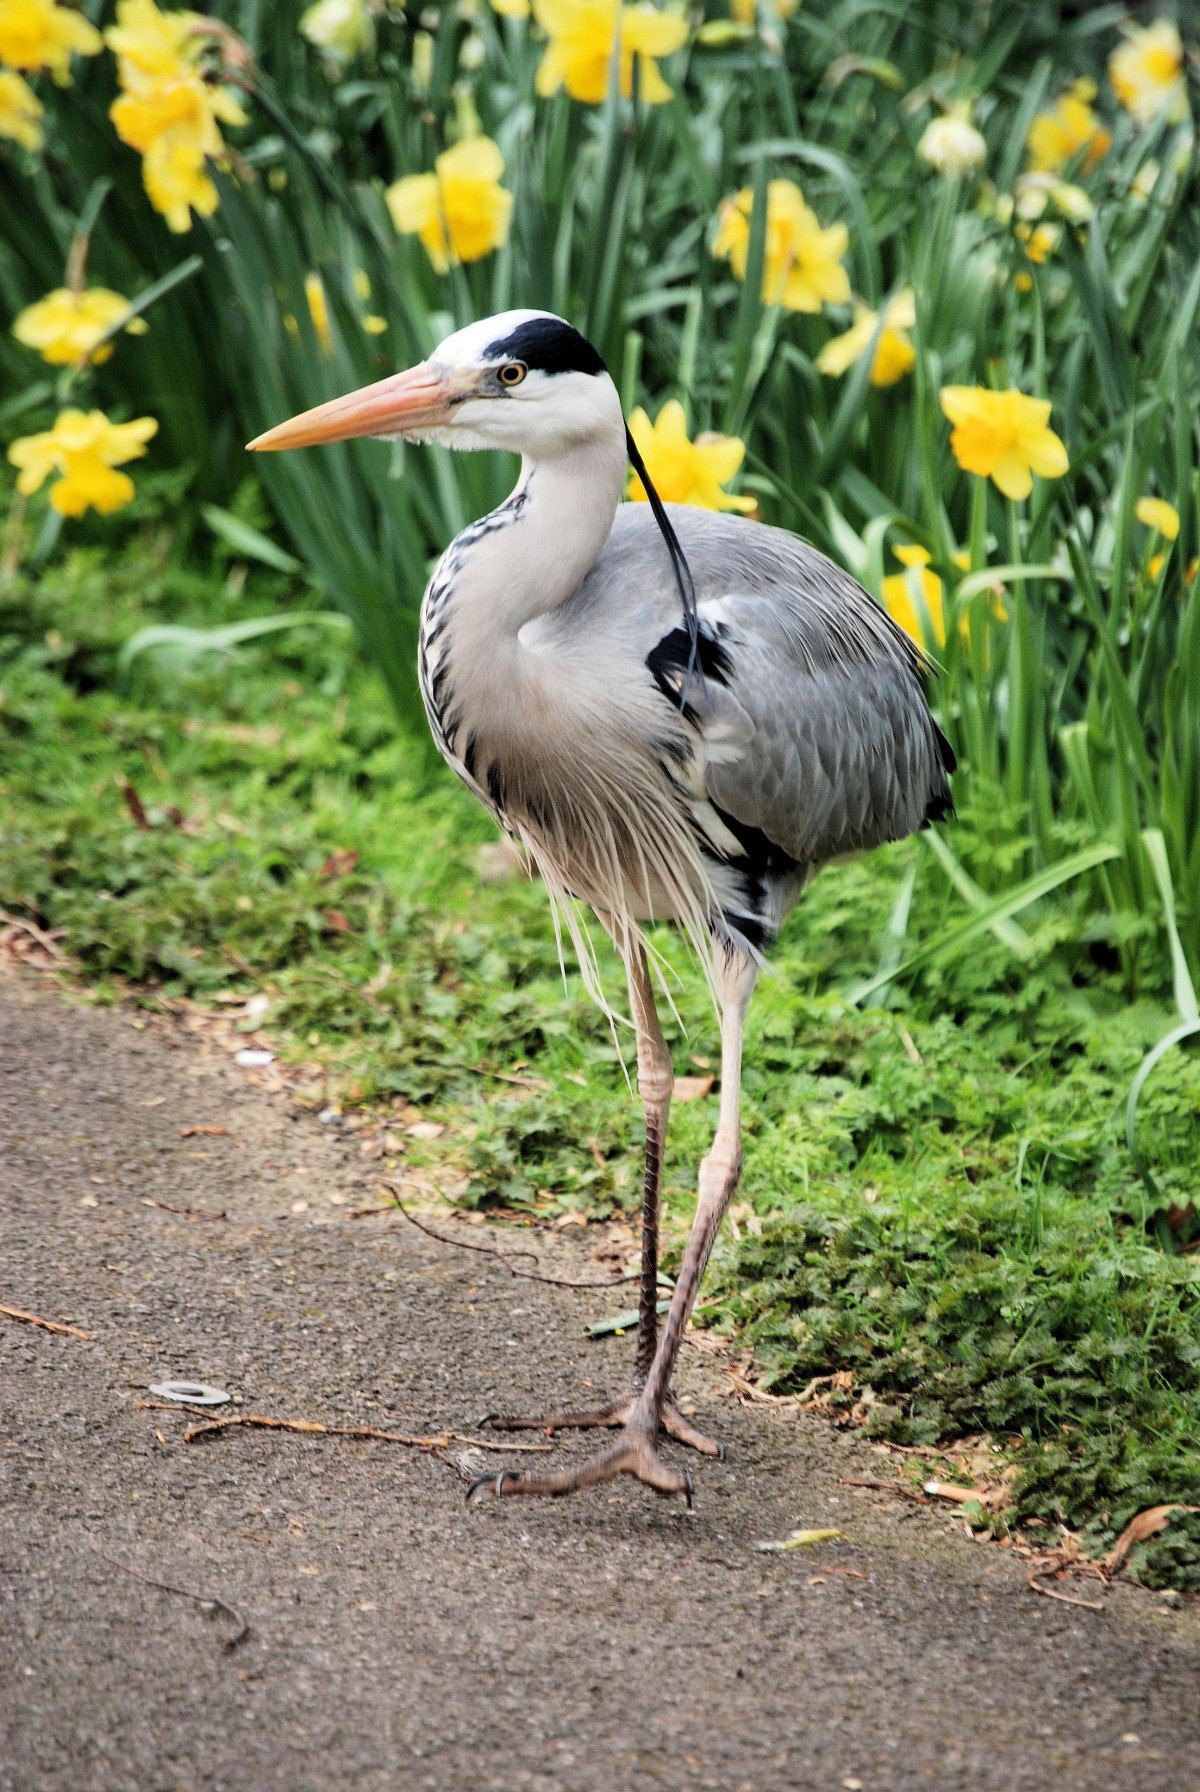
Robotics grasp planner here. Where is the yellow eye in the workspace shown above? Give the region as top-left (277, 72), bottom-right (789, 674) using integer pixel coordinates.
top-left (498, 361), bottom-right (527, 387)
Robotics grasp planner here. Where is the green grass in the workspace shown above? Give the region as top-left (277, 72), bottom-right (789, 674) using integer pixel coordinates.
top-left (3, 507), bottom-right (1199, 1587)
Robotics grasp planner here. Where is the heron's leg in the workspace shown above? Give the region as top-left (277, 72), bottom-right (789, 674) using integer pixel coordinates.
top-left (481, 946), bottom-right (720, 1454)
top-left (469, 943), bottom-right (756, 1503)
top-left (627, 941), bottom-right (673, 1382)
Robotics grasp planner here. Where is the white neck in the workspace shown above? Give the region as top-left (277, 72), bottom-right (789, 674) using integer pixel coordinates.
top-left (417, 416), bottom-right (627, 762)
top-left (454, 429), bottom-right (627, 634)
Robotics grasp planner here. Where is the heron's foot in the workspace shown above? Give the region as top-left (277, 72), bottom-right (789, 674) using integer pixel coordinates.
top-left (466, 1424), bottom-right (692, 1505)
top-left (480, 1393), bottom-right (724, 1459)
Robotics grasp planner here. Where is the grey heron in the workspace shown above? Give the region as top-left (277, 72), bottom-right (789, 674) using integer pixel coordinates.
top-left (250, 309), bottom-right (954, 1505)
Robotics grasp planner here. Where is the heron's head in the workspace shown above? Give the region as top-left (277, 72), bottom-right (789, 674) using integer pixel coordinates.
top-left (248, 309), bottom-right (623, 461)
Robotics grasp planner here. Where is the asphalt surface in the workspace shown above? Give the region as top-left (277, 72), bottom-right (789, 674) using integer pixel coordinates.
top-left (2, 966), bottom-right (1199, 1792)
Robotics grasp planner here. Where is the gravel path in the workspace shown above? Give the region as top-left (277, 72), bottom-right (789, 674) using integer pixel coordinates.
top-left (2, 966), bottom-right (1198, 1792)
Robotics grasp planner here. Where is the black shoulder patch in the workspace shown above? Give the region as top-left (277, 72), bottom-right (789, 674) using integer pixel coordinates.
top-left (484, 316), bottom-right (607, 378)
top-left (646, 625), bottom-right (733, 720)
top-left (709, 801), bottom-right (799, 877)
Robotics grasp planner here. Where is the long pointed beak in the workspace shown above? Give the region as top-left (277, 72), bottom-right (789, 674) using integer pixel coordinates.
top-left (247, 362), bottom-right (459, 452)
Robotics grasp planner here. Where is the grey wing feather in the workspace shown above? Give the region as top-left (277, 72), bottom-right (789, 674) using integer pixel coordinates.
top-left (599, 505), bottom-right (954, 868)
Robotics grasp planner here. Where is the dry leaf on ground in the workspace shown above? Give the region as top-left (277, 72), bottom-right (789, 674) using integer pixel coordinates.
top-left (754, 1527), bottom-right (845, 1553)
top-left (1106, 1504), bottom-right (1200, 1573)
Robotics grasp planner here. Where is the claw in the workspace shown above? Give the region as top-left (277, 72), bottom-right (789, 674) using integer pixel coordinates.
top-left (466, 1471), bottom-right (506, 1504)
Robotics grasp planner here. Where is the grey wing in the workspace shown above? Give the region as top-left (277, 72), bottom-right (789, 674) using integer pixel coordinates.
top-left (615, 505), bottom-right (955, 868)
top-left (699, 591), bottom-right (954, 865)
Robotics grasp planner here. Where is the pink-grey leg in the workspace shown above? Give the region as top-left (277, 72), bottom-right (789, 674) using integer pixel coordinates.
top-left (470, 941), bottom-right (757, 1504)
top-left (480, 944), bottom-right (722, 1454)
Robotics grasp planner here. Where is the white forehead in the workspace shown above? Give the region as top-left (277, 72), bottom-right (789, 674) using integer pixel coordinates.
top-left (432, 309), bottom-right (560, 369)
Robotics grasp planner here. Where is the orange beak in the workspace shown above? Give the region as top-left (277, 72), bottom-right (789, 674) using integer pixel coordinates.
top-left (246, 362), bottom-right (462, 452)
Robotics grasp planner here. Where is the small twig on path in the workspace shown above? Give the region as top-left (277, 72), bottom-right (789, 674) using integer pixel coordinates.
top-left (367, 1182), bottom-right (657, 1292)
top-left (184, 1410), bottom-right (555, 1456)
top-left (460, 1435), bottom-right (553, 1453)
top-left (1, 1303), bottom-right (90, 1340)
top-left (185, 1413), bottom-right (454, 1448)
top-left (142, 1198), bottom-right (227, 1222)
top-left (141, 1400), bottom-right (551, 1454)
top-left (839, 1476), bottom-right (929, 1505)
top-left (1027, 1572), bottom-right (1105, 1612)
top-left (91, 1546), bottom-right (250, 1650)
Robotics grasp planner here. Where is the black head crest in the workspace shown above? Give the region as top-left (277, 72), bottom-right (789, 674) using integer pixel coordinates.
top-left (484, 316), bottom-right (608, 377)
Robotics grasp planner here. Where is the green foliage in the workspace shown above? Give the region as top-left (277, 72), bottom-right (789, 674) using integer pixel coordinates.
top-left (712, 1202), bottom-right (1200, 1585)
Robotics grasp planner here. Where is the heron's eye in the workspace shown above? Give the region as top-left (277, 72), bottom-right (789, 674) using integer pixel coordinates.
top-left (497, 361), bottom-right (527, 388)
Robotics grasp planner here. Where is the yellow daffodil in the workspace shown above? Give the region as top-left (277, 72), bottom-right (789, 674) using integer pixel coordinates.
top-left (105, 0), bottom-right (197, 75)
top-left (110, 61), bottom-right (245, 158)
top-left (939, 386), bottom-right (1068, 500)
top-left (141, 138), bottom-right (218, 231)
top-left (917, 105), bottom-right (986, 177)
top-left (713, 179), bottom-right (850, 313)
top-left (0, 66), bottom-right (42, 145)
top-left (386, 136), bottom-right (512, 272)
top-left (300, 0), bottom-right (373, 61)
top-left (304, 273), bottom-right (334, 354)
top-left (0, 0), bottom-right (101, 80)
top-left (1017, 173), bottom-right (1093, 223)
top-left (532, 1), bottom-right (688, 107)
top-left (731, 0), bottom-right (798, 20)
top-left (491, 0), bottom-right (530, 15)
top-left (1015, 220), bottom-right (1059, 264)
top-left (883, 543), bottom-right (1006, 649)
top-left (1136, 496), bottom-right (1180, 541)
top-left (882, 545), bottom-right (946, 647)
top-left (816, 289), bottom-right (916, 387)
top-left (12, 286), bottom-right (147, 366)
top-left (8, 408), bottom-right (158, 518)
top-left (107, 0), bottom-right (246, 234)
top-left (626, 399), bottom-right (754, 512)
top-left (1110, 20), bottom-right (1186, 126)
top-left (1027, 78), bottom-right (1110, 172)
top-left (352, 268), bottom-right (387, 334)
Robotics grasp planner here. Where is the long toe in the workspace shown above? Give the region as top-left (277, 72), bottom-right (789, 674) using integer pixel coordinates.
top-left (660, 1400), bottom-right (726, 1460)
top-left (480, 1398), bottom-right (632, 1437)
top-left (481, 1394), bottom-right (722, 1455)
top-left (465, 1431), bottom-right (692, 1504)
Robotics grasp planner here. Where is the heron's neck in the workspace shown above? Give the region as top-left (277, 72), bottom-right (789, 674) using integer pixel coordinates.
top-left (442, 430), bottom-right (627, 638)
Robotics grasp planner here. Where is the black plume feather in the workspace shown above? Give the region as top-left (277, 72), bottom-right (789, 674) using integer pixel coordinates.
top-left (624, 423), bottom-right (703, 712)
